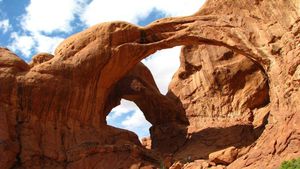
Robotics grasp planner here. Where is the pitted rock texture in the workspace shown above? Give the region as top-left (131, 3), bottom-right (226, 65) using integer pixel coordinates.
top-left (0, 0), bottom-right (299, 169)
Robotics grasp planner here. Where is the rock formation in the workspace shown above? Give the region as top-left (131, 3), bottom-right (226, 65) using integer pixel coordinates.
top-left (0, 0), bottom-right (299, 168)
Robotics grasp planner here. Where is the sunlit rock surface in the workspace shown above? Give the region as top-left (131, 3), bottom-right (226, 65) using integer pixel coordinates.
top-left (0, 0), bottom-right (299, 168)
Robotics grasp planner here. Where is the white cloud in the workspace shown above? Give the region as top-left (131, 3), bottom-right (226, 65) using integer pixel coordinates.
top-left (21, 0), bottom-right (87, 33)
top-left (81, 0), bottom-right (153, 25)
top-left (108, 99), bottom-right (139, 120)
top-left (121, 109), bottom-right (151, 132)
top-left (153, 0), bottom-right (206, 17)
top-left (0, 19), bottom-right (10, 33)
top-left (9, 32), bottom-right (64, 58)
top-left (142, 47), bottom-right (181, 94)
top-left (32, 33), bottom-right (64, 53)
top-left (81, 0), bottom-right (206, 26)
top-left (9, 33), bottom-right (35, 58)
top-left (9, 0), bottom-right (82, 57)
top-left (107, 100), bottom-right (151, 138)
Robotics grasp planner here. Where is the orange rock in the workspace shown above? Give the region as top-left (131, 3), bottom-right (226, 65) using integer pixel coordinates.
top-left (29, 53), bottom-right (54, 67)
top-left (209, 146), bottom-right (238, 165)
top-left (0, 0), bottom-right (299, 169)
top-left (141, 137), bottom-right (152, 150)
top-left (170, 161), bottom-right (183, 169)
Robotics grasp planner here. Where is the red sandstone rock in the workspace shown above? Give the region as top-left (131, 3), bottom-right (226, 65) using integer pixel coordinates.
top-left (0, 47), bottom-right (27, 169)
top-left (141, 137), bottom-right (151, 150)
top-left (170, 161), bottom-right (183, 169)
top-left (208, 146), bottom-right (238, 165)
top-left (0, 0), bottom-right (299, 169)
top-left (29, 53), bottom-right (54, 67)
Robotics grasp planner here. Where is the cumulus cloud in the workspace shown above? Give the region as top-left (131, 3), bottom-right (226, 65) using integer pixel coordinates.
top-left (32, 33), bottom-right (64, 53)
top-left (108, 99), bottom-right (139, 120)
top-left (9, 0), bottom-right (86, 57)
top-left (81, 0), bottom-right (206, 26)
top-left (81, 0), bottom-right (153, 25)
top-left (0, 19), bottom-right (10, 33)
top-left (107, 100), bottom-right (151, 138)
top-left (9, 33), bottom-right (35, 58)
top-left (9, 32), bottom-right (64, 58)
top-left (110, 100), bottom-right (151, 131)
top-left (142, 47), bottom-right (181, 94)
top-left (21, 0), bottom-right (87, 33)
top-left (121, 109), bottom-right (151, 132)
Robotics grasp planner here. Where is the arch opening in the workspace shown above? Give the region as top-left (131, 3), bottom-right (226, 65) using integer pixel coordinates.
top-left (107, 99), bottom-right (152, 139)
top-left (105, 41), bottom-right (271, 155)
top-left (147, 43), bottom-right (271, 157)
top-left (106, 46), bottom-right (182, 145)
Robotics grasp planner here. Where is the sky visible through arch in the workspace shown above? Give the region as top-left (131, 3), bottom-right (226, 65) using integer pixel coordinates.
top-left (0, 0), bottom-right (206, 138)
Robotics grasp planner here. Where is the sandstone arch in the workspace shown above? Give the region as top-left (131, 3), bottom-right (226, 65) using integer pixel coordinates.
top-left (0, 0), bottom-right (299, 168)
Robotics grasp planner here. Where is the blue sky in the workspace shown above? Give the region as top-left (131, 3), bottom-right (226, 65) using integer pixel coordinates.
top-left (0, 0), bottom-right (206, 139)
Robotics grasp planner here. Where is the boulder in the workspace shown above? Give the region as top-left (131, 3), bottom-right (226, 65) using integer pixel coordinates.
top-left (209, 146), bottom-right (238, 165)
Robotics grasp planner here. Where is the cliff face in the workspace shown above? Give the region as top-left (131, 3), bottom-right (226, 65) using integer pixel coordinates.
top-left (0, 0), bottom-right (299, 169)
top-left (180, 1), bottom-right (300, 168)
top-left (167, 44), bottom-right (270, 163)
top-left (169, 44), bottom-right (269, 129)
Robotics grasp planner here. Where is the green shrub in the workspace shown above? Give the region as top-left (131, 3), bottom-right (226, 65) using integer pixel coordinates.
top-left (279, 157), bottom-right (300, 169)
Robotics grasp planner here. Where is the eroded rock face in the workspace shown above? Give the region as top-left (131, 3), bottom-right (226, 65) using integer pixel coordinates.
top-left (0, 0), bottom-right (299, 169)
top-left (0, 47), bottom-right (28, 169)
top-left (208, 146), bottom-right (238, 165)
top-left (29, 53), bottom-right (54, 68)
top-left (169, 44), bottom-right (269, 130)
top-left (166, 44), bottom-right (270, 163)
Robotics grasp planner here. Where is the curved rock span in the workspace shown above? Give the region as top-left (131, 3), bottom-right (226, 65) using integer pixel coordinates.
top-left (0, 0), bottom-right (299, 168)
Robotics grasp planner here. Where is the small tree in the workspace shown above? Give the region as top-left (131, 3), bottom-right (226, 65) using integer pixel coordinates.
top-left (279, 157), bottom-right (300, 169)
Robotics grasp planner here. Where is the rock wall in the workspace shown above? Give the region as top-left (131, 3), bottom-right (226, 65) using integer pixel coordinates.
top-left (0, 0), bottom-right (299, 168)
top-left (169, 1), bottom-right (300, 168)
top-left (167, 44), bottom-right (270, 163)
top-left (169, 44), bottom-right (269, 129)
